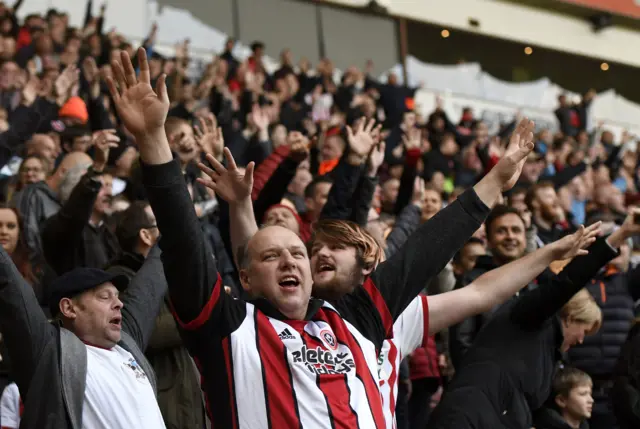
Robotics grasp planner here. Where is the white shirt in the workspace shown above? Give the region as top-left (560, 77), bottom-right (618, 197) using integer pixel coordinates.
top-left (378, 296), bottom-right (429, 429)
top-left (82, 345), bottom-right (165, 429)
top-left (0, 382), bottom-right (21, 429)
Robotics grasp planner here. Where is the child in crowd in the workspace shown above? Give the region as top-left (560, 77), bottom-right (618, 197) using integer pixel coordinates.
top-left (534, 367), bottom-right (593, 429)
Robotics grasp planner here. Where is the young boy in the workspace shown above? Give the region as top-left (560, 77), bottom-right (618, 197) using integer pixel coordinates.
top-left (534, 367), bottom-right (594, 429)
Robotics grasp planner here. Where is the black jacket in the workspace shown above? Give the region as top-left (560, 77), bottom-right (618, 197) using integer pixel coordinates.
top-left (428, 239), bottom-right (617, 429)
top-left (534, 407), bottom-right (590, 429)
top-left (141, 158), bottom-right (490, 427)
top-left (569, 267), bottom-right (640, 377)
top-left (105, 251), bottom-right (145, 280)
top-left (13, 181), bottom-right (61, 259)
top-left (613, 323), bottom-right (640, 429)
top-left (41, 172), bottom-right (120, 275)
top-left (449, 255), bottom-right (549, 368)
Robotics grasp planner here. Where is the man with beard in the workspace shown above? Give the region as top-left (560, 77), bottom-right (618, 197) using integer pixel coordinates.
top-left (201, 148), bottom-right (598, 429)
top-left (196, 110), bottom-right (597, 429)
top-left (449, 204), bottom-right (554, 367)
top-left (114, 48), bottom-right (540, 428)
top-left (527, 181), bottom-right (575, 246)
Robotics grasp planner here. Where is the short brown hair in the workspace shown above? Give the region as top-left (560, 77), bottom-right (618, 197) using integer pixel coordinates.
top-left (525, 180), bottom-right (555, 210)
top-left (311, 219), bottom-right (383, 271)
top-left (553, 366), bottom-right (592, 398)
top-left (164, 116), bottom-right (190, 139)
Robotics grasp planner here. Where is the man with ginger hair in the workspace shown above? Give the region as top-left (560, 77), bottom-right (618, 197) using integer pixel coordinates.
top-left (110, 47), bottom-right (547, 428)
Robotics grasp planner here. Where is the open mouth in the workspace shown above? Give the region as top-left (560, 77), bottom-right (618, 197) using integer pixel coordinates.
top-left (109, 316), bottom-right (122, 328)
top-left (278, 275), bottom-right (301, 289)
top-left (317, 262), bottom-right (336, 273)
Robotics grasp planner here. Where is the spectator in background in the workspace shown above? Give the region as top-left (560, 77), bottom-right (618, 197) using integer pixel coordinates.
top-left (569, 221), bottom-right (640, 429)
top-left (613, 319), bottom-right (640, 429)
top-left (451, 237), bottom-right (486, 278)
top-left (527, 181), bottom-right (574, 246)
top-left (450, 205), bottom-right (543, 368)
top-left (41, 131), bottom-right (120, 275)
top-left (534, 367), bottom-right (594, 429)
top-left (15, 151), bottom-right (91, 259)
top-left (106, 201), bottom-right (205, 429)
top-left (6, 154), bottom-right (48, 202)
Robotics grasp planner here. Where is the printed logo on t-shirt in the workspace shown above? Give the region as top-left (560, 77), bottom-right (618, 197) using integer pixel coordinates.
top-left (278, 328), bottom-right (295, 340)
top-left (319, 329), bottom-right (338, 351)
top-left (123, 358), bottom-right (147, 381)
top-left (291, 345), bottom-right (355, 375)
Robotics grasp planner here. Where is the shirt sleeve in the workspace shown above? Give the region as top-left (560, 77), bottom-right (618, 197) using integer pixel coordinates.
top-left (0, 383), bottom-right (20, 429)
top-left (393, 295), bottom-right (429, 359)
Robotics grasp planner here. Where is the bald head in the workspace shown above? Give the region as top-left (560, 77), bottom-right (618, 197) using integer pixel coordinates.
top-left (239, 225), bottom-right (312, 320)
top-left (56, 151), bottom-right (93, 175)
top-left (26, 134), bottom-right (59, 166)
top-left (240, 225), bottom-right (306, 269)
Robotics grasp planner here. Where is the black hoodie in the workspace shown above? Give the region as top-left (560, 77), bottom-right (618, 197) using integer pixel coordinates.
top-left (534, 407), bottom-right (590, 429)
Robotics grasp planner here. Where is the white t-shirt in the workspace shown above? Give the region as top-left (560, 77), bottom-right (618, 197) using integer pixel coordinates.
top-left (82, 345), bottom-right (165, 429)
top-left (0, 382), bottom-right (21, 429)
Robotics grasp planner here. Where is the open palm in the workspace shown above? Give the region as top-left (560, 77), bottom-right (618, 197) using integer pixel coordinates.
top-left (197, 148), bottom-right (255, 203)
top-left (106, 48), bottom-right (169, 137)
top-left (494, 118), bottom-right (535, 191)
top-left (347, 117), bottom-right (377, 157)
top-left (550, 222), bottom-right (601, 261)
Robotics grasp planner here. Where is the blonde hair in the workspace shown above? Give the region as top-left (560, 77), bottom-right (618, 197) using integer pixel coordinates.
top-left (560, 289), bottom-right (602, 335)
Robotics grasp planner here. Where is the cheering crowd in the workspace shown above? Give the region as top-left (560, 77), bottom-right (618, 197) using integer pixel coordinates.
top-left (1, 1), bottom-right (640, 429)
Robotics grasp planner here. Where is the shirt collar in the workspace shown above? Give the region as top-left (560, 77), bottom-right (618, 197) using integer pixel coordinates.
top-left (248, 297), bottom-right (324, 321)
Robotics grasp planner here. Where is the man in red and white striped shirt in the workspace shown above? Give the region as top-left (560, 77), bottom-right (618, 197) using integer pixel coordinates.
top-left (110, 48), bottom-right (540, 428)
top-left (309, 219), bottom-right (596, 429)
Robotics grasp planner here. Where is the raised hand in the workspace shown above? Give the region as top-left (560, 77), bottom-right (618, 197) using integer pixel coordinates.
top-left (411, 177), bottom-right (426, 207)
top-left (607, 207), bottom-right (640, 248)
top-left (197, 148), bottom-right (255, 204)
top-left (82, 56), bottom-right (99, 83)
top-left (402, 127), bottom-right (421, 151)
top-left (21, 72), bottom-right (39, 107)
top-left (367, 142), bottom-right (386, 176)
top-left (55, 64), bottom-right (79, 106)
top-left (92, 129), bottom-right (120, 171)
top-left (549, 222), bottom-right (601, 261)
top-left (492, 118), bottom-right (535, 191)
top-left (250, 105), bottom-right (269, 132)
top-left (346, 117), bottom-right (377, 164)
top-left (106, 48), bottom-right (169, 138)
top-left (288, 131), bottom-right (310, 162)
top-left (195, 113), bottom-right (223, 157)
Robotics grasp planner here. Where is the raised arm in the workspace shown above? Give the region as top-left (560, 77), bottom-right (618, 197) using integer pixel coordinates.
top-left (369, 119), bottom-right (536, 319)
top-left (320, 119), bottom-right (381, 221)
top-left (42, 132), bottom-right (118, 274)
top-left (107, 48), bottom-right (221, 325)
top-left (510, 210), bottom-right (640, 330)
top-left (198, 149), bottom-right (258, 267)
top-left (120, 245), bottom-right (168, 351)
top-left (428, 223), bottom-right (600, 334)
